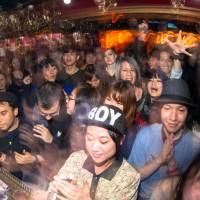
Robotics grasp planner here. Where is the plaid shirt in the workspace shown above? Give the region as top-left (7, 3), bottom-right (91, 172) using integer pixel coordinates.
top-left (51, 150), bottom-right (140, 200)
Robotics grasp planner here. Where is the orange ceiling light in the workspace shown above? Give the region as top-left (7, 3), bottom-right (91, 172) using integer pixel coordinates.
top-left (99, 30), bottom-right (200, 53)
top-left (99, 30), bottom-right (137, 52)
top-left (155, 31), bottom-right (200, 45)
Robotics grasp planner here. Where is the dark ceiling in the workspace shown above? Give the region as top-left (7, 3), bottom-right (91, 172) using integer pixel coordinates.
top-left (1, 0), bottom-right (200, 12)
top-left (0, 0), bottom-right (200, 38)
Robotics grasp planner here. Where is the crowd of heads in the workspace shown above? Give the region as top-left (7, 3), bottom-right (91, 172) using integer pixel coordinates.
top-left (0, 21), bottom-right (200, 200)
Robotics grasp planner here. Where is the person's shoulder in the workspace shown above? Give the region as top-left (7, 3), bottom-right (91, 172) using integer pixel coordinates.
top-left (68, 150), bottom-right (87, 162)
top-left (120, 159), bottom-right (140, 180)
top-left (60, 150), bottom-right (88, 172)
top-left (183, 129), bottom-right (200, 144)
top-left (137, 123), bottom-right (162, 138)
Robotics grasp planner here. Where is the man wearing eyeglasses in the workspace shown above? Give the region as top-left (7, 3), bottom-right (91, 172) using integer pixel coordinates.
top-left (33, 82), bottom-right (71, 149)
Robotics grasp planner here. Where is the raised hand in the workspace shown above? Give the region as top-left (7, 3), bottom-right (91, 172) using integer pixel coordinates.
top-left (164, 30), bottom-right (197, 56)
top-left (158, 134), bottom-right (174, 165)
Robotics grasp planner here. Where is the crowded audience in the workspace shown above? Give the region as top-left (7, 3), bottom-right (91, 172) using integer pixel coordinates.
top-left (0, 20), bottom-right (199, 200)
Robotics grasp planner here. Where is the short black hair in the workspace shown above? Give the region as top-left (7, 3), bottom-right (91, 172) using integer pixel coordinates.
top-left (39, 58), bottom-right (57, 69)
top-left (85, 49), bottom-right (95, 55)
top-left (62, 45), bottom-right (79, 54)
top-left (35, 82), bottom-right (65, 109)
top-left (0, 91), bottom-right (18, 108)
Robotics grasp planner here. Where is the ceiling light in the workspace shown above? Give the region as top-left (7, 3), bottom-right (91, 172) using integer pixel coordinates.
top-left (64, 0), bottom-right (71, 4)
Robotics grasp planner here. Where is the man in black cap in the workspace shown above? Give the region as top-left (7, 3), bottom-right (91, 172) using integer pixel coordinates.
top-left (0, 91), bottom-right (35, 179)
top-left (32, 104), bottom-right (140, 200)
top-left (129, 79), bottom-right (200, 200)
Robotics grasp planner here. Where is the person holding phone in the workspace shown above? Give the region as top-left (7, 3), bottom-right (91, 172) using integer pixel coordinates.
top-left (32, 104), bottom-right (140, 200)
top-left (0, 92), bottom-right (34, 179)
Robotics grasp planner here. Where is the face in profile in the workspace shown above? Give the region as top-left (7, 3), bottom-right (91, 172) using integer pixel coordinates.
top-left (66, 88), bottom-right (77, 115)
top-left (85, 125), bottom-right (116, 166)
top-left (120, 61), bottom-right (137, 85)
top-left (0, 102), bottom-right (18, 132)
top-left (148, 56), bottom-right (158, 70)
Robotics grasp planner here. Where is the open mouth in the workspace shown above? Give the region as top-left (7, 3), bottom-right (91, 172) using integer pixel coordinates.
top-left (150, 87), bottom-right (158, 92)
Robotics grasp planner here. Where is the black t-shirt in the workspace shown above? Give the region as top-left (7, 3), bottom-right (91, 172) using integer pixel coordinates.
top-left (0, 125), bottom-right (31, 179)
top-left (0, 127), bottom-right (29, 154)
top-left (59, 70), bottom-right (84, 87)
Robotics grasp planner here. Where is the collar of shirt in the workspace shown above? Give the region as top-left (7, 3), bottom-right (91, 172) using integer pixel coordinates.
top-left (83, 155), bottom-right (123, 181)
top-left (161, 126), bottom-right (184, 145)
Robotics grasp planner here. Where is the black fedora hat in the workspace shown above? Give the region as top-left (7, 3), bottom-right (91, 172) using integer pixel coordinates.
top-left (155, 79), bottom-right (196, 107)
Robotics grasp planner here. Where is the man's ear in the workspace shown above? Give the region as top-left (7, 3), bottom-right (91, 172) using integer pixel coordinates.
top-left (14, 107), bottom-right (18, 117)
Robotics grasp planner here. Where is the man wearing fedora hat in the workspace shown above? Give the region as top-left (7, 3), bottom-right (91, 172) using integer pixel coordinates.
top-left (129, 79), bottom-right (200, 200)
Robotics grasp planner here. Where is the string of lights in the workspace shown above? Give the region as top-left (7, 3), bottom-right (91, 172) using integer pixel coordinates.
top-left (94, 0), bottom-right (118, 12)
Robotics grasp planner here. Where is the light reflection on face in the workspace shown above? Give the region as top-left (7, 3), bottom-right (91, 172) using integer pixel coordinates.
top-left (161, 104), bottom-right (188, 135)
top-left (85, 126), bottom-right (116, 166)
top-left (120, 61), bottom-right (137, 85)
